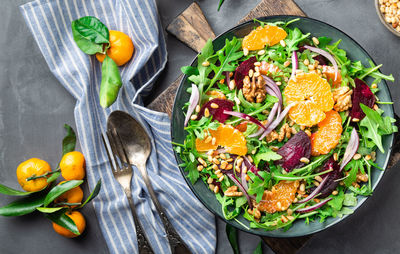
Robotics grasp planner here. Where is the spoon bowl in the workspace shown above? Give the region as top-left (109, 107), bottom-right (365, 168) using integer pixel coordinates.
top-left (107, 110), bottom-right (151, 166)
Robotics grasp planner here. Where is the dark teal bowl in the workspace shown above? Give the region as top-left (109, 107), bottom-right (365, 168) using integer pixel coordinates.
top-left (171, 16), bottom-right (395, 237)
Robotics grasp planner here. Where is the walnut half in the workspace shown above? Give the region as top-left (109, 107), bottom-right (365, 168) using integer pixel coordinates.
top-left (243, 75), bottom-right (266, 103)
top-left (333, 86), bottom-right (353, 112)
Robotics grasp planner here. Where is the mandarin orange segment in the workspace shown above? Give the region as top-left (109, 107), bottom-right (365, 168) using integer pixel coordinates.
top-left (195, 124), bottom-right (247, 155)
top-left (242, 25), bottom-right (287, 51)
top-left (256, 180), bottom-right (299, 214)
top-left (284, 73), bottom-right (334, 126)
top-left (322, 65), bottom-right (342, 88)
top-left (311, 110), bottom-right (343, 156)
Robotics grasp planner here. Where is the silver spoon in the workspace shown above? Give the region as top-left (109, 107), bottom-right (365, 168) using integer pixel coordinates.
top-left (107, 111), bottom-right (192, 254)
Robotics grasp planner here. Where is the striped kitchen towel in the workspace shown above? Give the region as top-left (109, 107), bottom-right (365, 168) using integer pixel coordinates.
top-left (20, 0), bottom-right (216, 253)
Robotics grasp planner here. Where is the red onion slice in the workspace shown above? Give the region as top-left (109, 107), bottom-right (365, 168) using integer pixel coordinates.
top-left (297, 175), bottom-right (329, 204)
top-left (296, 197), bottom-right (332, 213)
top-left (339, 128), bottom-right (359, 171)
top-left (223, 111), bottom-right (267, 130)
top-left (259, 102), bottom-right (296, 140)
top-left (291, 50), bottom-right (298, 80)
top-left (241, 164), bottom-right (249, 191)
top-left (248, 102), bottom-right (279, 138)
top-left (304, 45), bottom-right (338, 80)
top-left (184, 83), bottom-right (200, 126)
top-left (262, 75), bottom-right (282, 111)
top-left (227, 173), bottom-right (253, 209)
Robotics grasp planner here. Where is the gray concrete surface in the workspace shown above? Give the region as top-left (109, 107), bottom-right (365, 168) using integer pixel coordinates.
top-left (0, 0), bottom-right (399, 253)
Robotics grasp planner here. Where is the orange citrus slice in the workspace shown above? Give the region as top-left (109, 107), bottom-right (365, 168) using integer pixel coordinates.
top-left (311, 110), bottom-right (343, 156)
top-left (195, 124), bottom-right (247, 156)
top-left (242, 25), bottom-right (287, 51)
top-left (322, 65), bottom-right (342, 88)
top-left (284, 73), bottom-right (334, 126)
top-left (256, 180), bottom-right (299, 214)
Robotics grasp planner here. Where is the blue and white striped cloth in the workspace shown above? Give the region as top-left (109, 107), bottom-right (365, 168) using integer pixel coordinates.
top-left (20, 0), bottom-right (216, 253)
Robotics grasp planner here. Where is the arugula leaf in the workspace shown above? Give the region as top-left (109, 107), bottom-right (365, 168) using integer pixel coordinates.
top-left (207, 37), bottom-right (243, 91)
top-left (247, 171), bottom-right (270, 203)
top-left (254, 148), bottom-right (282, 166)
top-left (181, 66), bottom-right (199, 76)
top-left (359, 103), bottom-right (397, 153)
top-left (349, 185), bottom-right (373, 196)
top-left (343, 193), bottom-right (357, 207)
top-left (328, 189), bottom-right (345, 211)
top-left (343, 160), bottom-right (359, 187)
top-left (284, 27), bottom-right (310, 52)
top-left (317, 36), bottom-right (332, 48)
top-left (222, 196), bottom-right (241, 220)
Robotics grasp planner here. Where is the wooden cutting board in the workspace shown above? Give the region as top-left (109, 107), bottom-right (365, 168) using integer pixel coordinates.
top-left (148, 0), bottom-right (309, 253)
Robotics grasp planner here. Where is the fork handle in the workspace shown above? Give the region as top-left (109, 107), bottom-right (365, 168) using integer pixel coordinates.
top-left (126, 190), bottom-right (154, 254)
top-left (137, 164), bottom-right (192, 254)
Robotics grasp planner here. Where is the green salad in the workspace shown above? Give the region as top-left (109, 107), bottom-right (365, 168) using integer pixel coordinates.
top-left (174, 19), bottom-right (397, 231)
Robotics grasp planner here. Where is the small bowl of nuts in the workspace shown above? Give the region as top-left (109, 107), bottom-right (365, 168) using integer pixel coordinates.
top-left (375, 0), bottom-right (400, 36)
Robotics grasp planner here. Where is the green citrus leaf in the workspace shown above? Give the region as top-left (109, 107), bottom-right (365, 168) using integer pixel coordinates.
top-left (44, 180), bottom-right (83, 207)
top-left (79, 179), bottom-right (101, 208)
top-left (99, 56), bottom-right (122, 108)
top-left (0, 194), bottom-right (45, 216)
top-left (45, 211), bottom-right (80, 235)
top-left (0, 183), bottom-right (34, 196)
top-left (37, 207), bottom-right (65, 213)
top-left (62, 124), bottom-right (76, 156)
top-left (71, 16), bottom-right (109, 55)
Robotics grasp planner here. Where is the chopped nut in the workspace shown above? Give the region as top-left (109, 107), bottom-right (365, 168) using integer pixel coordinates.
top-left (365, 154), bottom-right (372, 160)
top-left (258, 49), bottom-right (265, 55)
top-left (305, 130), bottom-right (311, 137)
top-left (198, 157), bottom-right (207, 167)
top-left (243, 75), bottom-right (266, 103)
top-left (281, 215), bottom-right (288, 223)
top-left (209, 184), bottom-right (215, 190)
top-left (229, 80), bottom-right (236, 90)
top-left (190, 115), bottom-right (197, 120)
top-left (352, 118), bottom-right (360, 122)
top-left (300, 157), bottom-right (310, 164)
top-left (213, 185), bottom-right (219, 193)
top-left (243, 48), bottom-right (249, 56)
top-left (333, 153), bottom-right (338, 161)
top-left (204, 108), bottom-right (210, 118)
top-left (284, 60), bottom-right (291, 67)
top-left (299, 183), bottom-right (305, 192)
top-left (333, 86), bottom-right (353, 112)
top-left (280, 39), bottom-right (286, 47)
top-left (210, 103), bottom-right (219, 109)
top-left (212, 164), bottom-right (219, 171)
top-left (254, 61), bottom-right (261, 67)
top-left (207, 177), bottom-right (213, 184)
top-left (353, 153), bottom-right (362, 160)
top-left (218, 175), bottom-right (224, 182)
top-left (312, 37), bottom-right (320, 45)
top-left (303, 59), bottom-right (310, 66)
top-left (225, 186), bottom-right (243, 197)
top-left (371, 83), bottom-right (378, 89)
top-left (197, 165), bottom-right (204, 171)
top-left (202, 61), bottom-right (210, 67)
top-left (357, 173), bottom-right (369, 183)
top-left (315, 175), bottom-right (323, 182)
top-left (278, 123), bottom-right (291, 142)
top-left (332, 190), bottom-right (338, 196)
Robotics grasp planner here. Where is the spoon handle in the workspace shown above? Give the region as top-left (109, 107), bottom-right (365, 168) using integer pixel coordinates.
top-left (137, 163), bottom-right (192, 254)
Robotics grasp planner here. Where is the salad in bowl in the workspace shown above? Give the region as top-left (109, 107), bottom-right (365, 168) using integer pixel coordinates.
top-left (173, 18), bottom-right (397, 233)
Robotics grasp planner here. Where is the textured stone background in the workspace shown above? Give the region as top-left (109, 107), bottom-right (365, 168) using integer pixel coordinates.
top-left (0, 0), bottom-right (399, 253)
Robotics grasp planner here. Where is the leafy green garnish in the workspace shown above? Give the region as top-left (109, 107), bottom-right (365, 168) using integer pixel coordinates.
top-left (359, 103), bottom-right (397, 153)
top-left (247, 171), bottom-right (271, 203)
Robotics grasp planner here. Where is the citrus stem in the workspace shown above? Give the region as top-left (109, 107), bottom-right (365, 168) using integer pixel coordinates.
top-left (55, 202), bottom-right (81, 207)
top-left (26, 169), bottom-right (60, 181)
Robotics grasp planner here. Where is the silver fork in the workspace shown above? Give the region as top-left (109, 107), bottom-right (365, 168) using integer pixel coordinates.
top-left (101, 130), bottom-right (154, 254)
